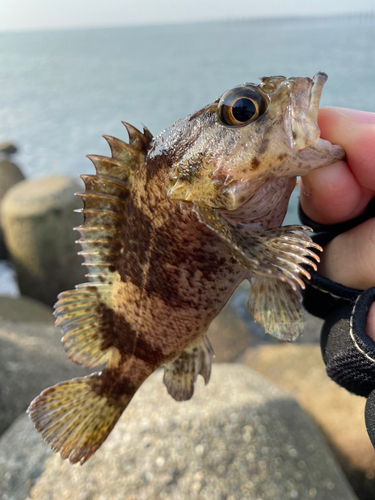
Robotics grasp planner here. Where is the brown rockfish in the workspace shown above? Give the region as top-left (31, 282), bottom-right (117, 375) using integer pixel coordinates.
top-left (28, 72), bottom-right (345, 464)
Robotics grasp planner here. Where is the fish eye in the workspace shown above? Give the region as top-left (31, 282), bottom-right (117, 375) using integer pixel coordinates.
top-left (218, 86), bottom-right (268, 127)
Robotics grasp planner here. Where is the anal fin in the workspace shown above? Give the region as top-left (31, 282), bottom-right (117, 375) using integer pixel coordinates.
top-left (163, 337), bottom-right (214, 402)
top-left (247, 276), bottom-right (303, 341)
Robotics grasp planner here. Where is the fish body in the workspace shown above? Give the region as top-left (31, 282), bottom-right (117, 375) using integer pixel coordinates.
top-left (28, 73), bottom-right (345, 464)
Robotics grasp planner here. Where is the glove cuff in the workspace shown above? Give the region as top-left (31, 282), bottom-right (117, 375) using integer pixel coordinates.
top-left (320, 287), bottom-right (375, 397)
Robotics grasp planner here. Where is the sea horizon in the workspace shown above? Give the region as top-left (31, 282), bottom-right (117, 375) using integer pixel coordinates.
top-left (1, 10), bottom-right (374, 34)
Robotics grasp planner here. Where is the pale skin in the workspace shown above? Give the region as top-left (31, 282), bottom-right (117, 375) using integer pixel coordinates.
top-left (300, 107), bottom-right (375, 340)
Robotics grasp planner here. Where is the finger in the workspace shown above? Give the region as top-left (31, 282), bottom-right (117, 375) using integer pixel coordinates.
top-left (318, 107), bottom-right (375, 190)
top-left (318, 218), bottom-right (375, 290)
top-left (300, 107), bottom-right (375, 225)
top-left (300, 160), bottom-right (372, 225)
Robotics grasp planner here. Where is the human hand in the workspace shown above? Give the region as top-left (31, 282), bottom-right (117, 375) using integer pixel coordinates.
top-left (299, 107), bottom-right (375, 338)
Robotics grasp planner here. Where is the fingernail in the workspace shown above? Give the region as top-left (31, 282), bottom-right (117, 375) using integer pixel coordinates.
top-left (332, 107), bottom-right (375, 125)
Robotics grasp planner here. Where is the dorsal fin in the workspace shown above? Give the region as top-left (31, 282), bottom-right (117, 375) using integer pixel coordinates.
top-left (143, 126), bottom-right (153, 144)
top-left (53, 124), bottom-right (152, 370)
top-left (75, 123), bottom-right (153, 284)
top-left (122, 122), bottom-right (153, 152)
top-left (87, 151), bottom-right (135, 177)
top-left (101, 135), bottom-right (136, 163)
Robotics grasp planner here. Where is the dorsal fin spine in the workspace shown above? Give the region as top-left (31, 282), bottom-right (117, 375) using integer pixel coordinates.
top-left (78, 193), bottom-right (125, 202)
top-left (143, 126), bottom-right (153, 143)
top-left (83, 263), bottom-right (116, 267)
top-left (78, 251), bottom-right (120, 259)
top-left (77, 239), bottom-right (121, 250)
top-left (77, 193), bottom-right (126, 214)
top-left (101, 135), bottom-right (138, 162)
top-left (86, 154), bottom-right (133, 178)
top-left (122, 122), bottom-right (146, 150)
top-left (78, 254), bottom-right (120, 268)
top-left (80, 174), bottom-right (131, 191)
top-left (75, 226), bottom-right (117, 233)
top-left (78, 247), bottom-right (121, 258)
top-left (86, 154), bottom-right (125, 168)
top-left (78, 210), bottom-right (122, 231)
top-left (75, 282), bottom-right (109, 289)
top-left (79, 208), bottom-right (122, 220)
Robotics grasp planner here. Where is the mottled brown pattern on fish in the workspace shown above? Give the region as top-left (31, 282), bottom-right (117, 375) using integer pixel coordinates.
top-left (90, 368), bottom-right (137, 401)
top-left (112, 199), bottom-right (245, 363)
top-left (92, 152), bottom-right (248, 366)
top-left (98, 303), bottom-right (138, 361)
top-left (134, 332), bottom-right (167, 366)
top-left (251, 157), bottom-right (260, 169)
top-left (90, 355), bottom-right (154, 405)
top-left (28, 74), bottom-right (346, 465)
top-left (116, 196), bottom-right (154, 288)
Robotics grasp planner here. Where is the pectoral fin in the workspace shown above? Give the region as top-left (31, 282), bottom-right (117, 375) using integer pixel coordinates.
top-left (193, 203), bottom-right (321, 291)
top-left (163, 337), bottom-right (214, 402)
top-left (247, 276), bottom-right (303, 341)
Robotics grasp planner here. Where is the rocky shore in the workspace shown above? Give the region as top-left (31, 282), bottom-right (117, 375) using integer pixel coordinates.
top-left (0, 143), bottom-right (25, 260)
top-left (0, 142), bottom-right (372, 499)
top-left (1, 293), bottom-right (372, 499)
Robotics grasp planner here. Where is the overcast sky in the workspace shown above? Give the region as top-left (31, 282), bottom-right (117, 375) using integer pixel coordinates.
top-left (1, 0), bottom-right (374, 32)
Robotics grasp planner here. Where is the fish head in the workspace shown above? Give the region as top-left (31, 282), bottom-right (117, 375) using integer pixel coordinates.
top-left (160, 72), bottom-right (345, 212)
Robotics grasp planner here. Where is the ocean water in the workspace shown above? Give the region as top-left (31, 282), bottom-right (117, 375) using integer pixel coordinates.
top-left (0, 15), bottom-right (374, 295)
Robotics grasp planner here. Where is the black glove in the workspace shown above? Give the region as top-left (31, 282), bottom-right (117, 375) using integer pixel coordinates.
top-left (299, 198), bottom-right (375, 448)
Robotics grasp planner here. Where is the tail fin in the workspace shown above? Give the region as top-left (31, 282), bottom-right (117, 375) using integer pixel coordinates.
top-left (27, 373), bottom-right (133, 464)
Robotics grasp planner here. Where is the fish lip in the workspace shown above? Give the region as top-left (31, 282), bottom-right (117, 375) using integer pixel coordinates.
top-left (299, 137), bottom-right (346, 163)
top-left (289, 72), bottom-right (327, 151)
top-left (309, 72), bottom-right (327, 115)
top-left (292, 73), bottom-right (346, 170)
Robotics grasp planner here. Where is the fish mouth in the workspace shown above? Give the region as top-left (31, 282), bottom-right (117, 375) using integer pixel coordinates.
top-left (310, 72), bottom-right (328, 110)
top-left (286, 72), bottom-right (345, 172)
top-left (289, 72), bottom-right (328, 150)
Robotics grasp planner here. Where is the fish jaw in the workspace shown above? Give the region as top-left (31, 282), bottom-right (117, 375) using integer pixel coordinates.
top-left (273, 72), bottom-right (345, 177)
top-left (289, 72), bottom-right (327, 150)
top-left (296, 137), bottom-right (345, 172)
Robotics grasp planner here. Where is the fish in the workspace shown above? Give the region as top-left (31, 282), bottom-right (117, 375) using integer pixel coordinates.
top-left (28, 72), bottom-right (345, 464)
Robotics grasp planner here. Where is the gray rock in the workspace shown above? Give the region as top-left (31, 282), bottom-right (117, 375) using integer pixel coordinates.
top-left (241, 343), bottom-right (375, 500)
top-left (15, 364), bottom-right (356, 500)
top-left (0, 142), bottom-right (18, 156)
top-left (0, 175), bottom-right (86, 306)
top-left (0, 295), bottom-right (54, 323)
top-left (0, 414), bottom-right (53, 500)
top-left (0, 312), bottom-right (88, 436)
top-left (0, 160), bottom-right (25, 204)
top-left (0, 158), bottom-right (25, 259)
top-left (208, 304), bottom-right (254, 362)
